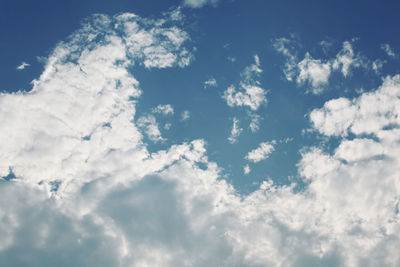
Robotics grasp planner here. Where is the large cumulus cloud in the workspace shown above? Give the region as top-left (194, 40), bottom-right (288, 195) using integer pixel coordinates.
top-left (1, 10), bottom-right (400, 267)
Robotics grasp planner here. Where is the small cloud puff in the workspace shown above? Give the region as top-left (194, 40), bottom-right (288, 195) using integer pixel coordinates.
top-left (152, 104), bottom-right (174, 115)
top-left (16, 61), bottom-right (30, 70)
top-left (181, 110), bottom-right (190, 121)
top-left (204, 77), bottom-right (217, 88)
top-left (137, 115), bottom-right (165, 143)
top-left (243, 164), bottom-right (251, 175)
top-left (245, 141), bottom-right (276, 163)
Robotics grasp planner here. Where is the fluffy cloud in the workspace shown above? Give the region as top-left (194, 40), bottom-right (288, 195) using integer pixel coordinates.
top-left (310, 75), bottom-right (400, 137)
top-left (137, 114), bottom-right (165, 142)
top-left (227, 117), bottom-right (243, 144)
top-left (1, 10), bottom-right (400, 267)
top-left (297, 53), bottom-right (331, 94)
top-left (245, 141), bottom-right (276, 163)
top-left (243, 164), bottom-right (251, 175)
top-left (223, 55), bottom-right (267, 110)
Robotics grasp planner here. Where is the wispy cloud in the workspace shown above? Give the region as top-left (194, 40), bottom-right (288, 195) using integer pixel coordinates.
top-left (152, 104), bottom-right (174, 115)
top-left (274, 37), bottom-right (367, 94)
top-left (183, 0), bottom-right (219, 8)
top-left (16, 61), bottom-right (30, 70)
top-left (181, 110), bottom-right (190, 121)
top-left (204, 77), bottom-right (217, 88)
top-left (381, 43), bottom-right (396, 58)
top-left (245, 141), bottom-right (276, 163)
top-left (248, 112), bottom-right (261, 132)
top-left (243, 164), bottom-right (251, 175)
top-left (227, 117), bottom-right (243, 144)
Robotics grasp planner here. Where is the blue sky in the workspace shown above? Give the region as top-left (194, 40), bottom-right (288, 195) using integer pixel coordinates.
top-left (1, 0), bottom-right (400, 266)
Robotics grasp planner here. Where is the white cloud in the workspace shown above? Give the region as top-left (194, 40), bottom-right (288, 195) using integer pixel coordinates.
top-left (152, 104), bottom-right (174, 115)
top-left (204, 77), bottom-right (217, 88)
top-left (243, 164), bottom-right (251, 175)
top-left (310, 75), bottom-right (400, 137)
top-left (381, 43), bottom-right (396, 58)
top-left (297, 53), bottom-right (331, 94)
top-left (227, 117), bottom-right (242, 144)
top-left (137, 114), bottom-right (165, 143)
top-left (181, 110), bottom-right (190, 121)
top-left (332, 41), bottom-right (362, 77)
top-left (275, 38), bottom-right (366, 93)
top-left (223, 55), bottom-right (267, 110)
top-left (249, 113), bottom-right (261, 132)
top-left (183, 0), bottom-right (219, 8)
top-left (16, 62), bottom-right (30, 70)
top-left (245, 141), bottom-right (276, 163)
top-left (1, 10), bottom-right (400, 267)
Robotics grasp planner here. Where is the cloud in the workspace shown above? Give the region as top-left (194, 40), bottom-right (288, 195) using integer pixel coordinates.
top-left (272, 36), bottom-right (299, 81)
top-left (183, 0), bottom-right (219, 8)
top-left (181, 110), bottom-right (190, 121)
top-left (227, 117), bottom-right (242, 144)
top-left (245, 141), bottom-right (276, 163)
top-left (274, 38), bottom-right (366, 94)
top-left (1, 10), bottom-right (400, 267)
top-left (152, 104), bottom-right (174, 115)
top-left (227, 56), bottom-right (236, 63)
top-left (249, 112), bottom-right (261, 133)
top-left (16, 61), bottom-right (30, 70)
top-left (223, 55), bottom-right (267, 110)
top-left (164, 123), bottom-right (172, 130)
top-left (372, 59), bottom-right (386, 74)
top-left (137, 114), bottom-right (165, 143)
top-left (332, 41), bottom-right (363, 77)
top-left (381, 43), bottom-right (396, 58)
top-left (243, 164), bottom-right (251, 175)
top-left (204, 77), bottom-right (217, 88)
top-left (310, 75), bottom-right (400, 137)
top-left (297, 53), bottom-right (331, 94)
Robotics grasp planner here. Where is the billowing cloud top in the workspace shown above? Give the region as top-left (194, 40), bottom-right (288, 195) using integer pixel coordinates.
top-left (1, 9), bottom-right (400, 267)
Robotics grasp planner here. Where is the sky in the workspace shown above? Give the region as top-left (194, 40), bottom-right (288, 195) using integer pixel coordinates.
top-left (1, 0), bottom-right (400, 266)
